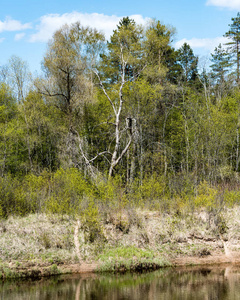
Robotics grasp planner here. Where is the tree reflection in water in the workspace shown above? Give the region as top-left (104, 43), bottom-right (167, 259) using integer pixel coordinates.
top-left (1, 266), bottom-right (240, 299)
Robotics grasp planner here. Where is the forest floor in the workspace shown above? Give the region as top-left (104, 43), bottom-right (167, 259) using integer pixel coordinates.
top-left (1, 207), bottom-right (240, 278)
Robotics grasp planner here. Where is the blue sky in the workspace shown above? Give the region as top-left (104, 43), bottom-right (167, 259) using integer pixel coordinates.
top-left (0, 0), bottom-right (239, 73)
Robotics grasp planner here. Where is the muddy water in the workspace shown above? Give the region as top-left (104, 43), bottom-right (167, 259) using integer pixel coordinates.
top-left (1, 265), bottom-right (240, 299)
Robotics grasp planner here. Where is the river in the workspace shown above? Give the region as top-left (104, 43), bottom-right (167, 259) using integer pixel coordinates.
top-left (1, 265), bottom-right (240, 299)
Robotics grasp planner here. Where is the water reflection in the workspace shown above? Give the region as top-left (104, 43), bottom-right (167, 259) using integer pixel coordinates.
top-left (1, 265), bottom-right (240, 299)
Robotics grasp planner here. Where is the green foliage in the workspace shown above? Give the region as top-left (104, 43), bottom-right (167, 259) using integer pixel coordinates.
top-left (224, 12), bottom-right (240, 83)
top-left (143, 19), bottom-right (175, 83)
top-left (0, 168), bottom-right (95, 218)
top-left (98, 245), bottom-right (170, 272)
top-left (98, 176), bottom-right (133, 212)
top-left (210, 43), bottom-right (230, 84)
top-left (2, 15), bottom-right (240, 220)
top-left (176, 43), bottom-right (199, 86)
top-left (46, 168), bottom-right (94, 215)
top-left (19, 91), bottom-right (63, 172)
top-left (50, 264), bottom-right (59, 274)
top-left (42, 22), bottom-right (105, 114)
top-left (194, 181), bottom-right (220, 211)
top-left (0, 83), bottom-right (18, 175)
top-left (223, 189), bottom-right (240, 207)
top-left (22, 172), bottom-right (50, 212)
top-left (99, 245), bottom-right (155, 261)
top-left (81, 199), bottom-right (105, 243)
top-left (0, 175), bottom-right (33, 218)
top-left (137, 174), bottom-right (168, 208)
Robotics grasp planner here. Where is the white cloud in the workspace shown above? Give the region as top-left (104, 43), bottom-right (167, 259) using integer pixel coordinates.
top-left (206, 0), bottom-right (240, 10)
top-left (0, 17), bottom-right (31, 33)
top-left (14, 33), bottom-right (26, 41)
top-left (175, 37), bottom-right (229, 52)
top-left (30, 12), bottom-right (149, 42)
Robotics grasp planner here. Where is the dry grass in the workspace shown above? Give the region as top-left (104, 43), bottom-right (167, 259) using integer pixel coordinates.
top-left (0, 206), bottom-right (240, 277)
top-left (0, 214), bottom-right (77, 263)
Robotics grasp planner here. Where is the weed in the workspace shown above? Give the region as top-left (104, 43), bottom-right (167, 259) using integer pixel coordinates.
top-left (39, 231), bottom-right (52, 249)
top-left (50, 264), bottom-right (59, 274)
top-left (97, 245), bottom-right (171, 272)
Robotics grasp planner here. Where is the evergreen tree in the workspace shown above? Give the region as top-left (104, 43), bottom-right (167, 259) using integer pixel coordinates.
top-left (176, 43), bottom-right (199, 86)
top-left (100, 17), bottom-right (143, 84)
top-left (210, 44), bottom-right (231, 100)
top-left (210, 44), bottom-right (230, 83)
top-left (224, 12), bottom-right (240, 84)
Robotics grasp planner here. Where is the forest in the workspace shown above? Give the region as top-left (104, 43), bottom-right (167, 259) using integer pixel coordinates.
top-left (1, 13), bottom-right (240, 220)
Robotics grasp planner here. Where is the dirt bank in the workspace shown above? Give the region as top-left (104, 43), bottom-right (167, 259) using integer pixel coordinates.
top-left (1, 207), bottom-right (240, 278)
top-left (5, 251), bottom-right (240, 279)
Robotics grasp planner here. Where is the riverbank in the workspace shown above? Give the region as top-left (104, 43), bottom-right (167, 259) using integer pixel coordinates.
top-left (2, 254), bottom-right (240, 280)
top-left (1, 207), bottom-right (240, 279)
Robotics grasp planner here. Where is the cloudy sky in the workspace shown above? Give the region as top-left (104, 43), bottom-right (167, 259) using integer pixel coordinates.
top-left (0, 0), bottom-right (239, 72)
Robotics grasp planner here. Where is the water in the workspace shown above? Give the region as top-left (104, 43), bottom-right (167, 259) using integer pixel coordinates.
top-left (1, 265), bottom-right (240, 299)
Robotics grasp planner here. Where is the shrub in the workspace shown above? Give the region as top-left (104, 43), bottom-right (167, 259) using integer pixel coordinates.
top-left (81, 199), bottom-right (105, 243)
top-left (45, 168), bottom-right (94, 215)
top-left (194, 181), bottom-right (219, 209)
top-left (0, 175), bottom-right (33, 218)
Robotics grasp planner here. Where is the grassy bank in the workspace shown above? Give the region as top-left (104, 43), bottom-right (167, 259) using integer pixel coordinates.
top-left (0, 206), bottom-right (240, 279)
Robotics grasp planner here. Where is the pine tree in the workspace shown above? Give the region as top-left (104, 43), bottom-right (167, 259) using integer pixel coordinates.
top-left (210, 44), bottom-right (230, 83)
top-left (176, 43), bottom-right (199, 86)
top-left (224, 12), bottom-right (240, 84)
top-left (210, 44), bottom-right (231, 100)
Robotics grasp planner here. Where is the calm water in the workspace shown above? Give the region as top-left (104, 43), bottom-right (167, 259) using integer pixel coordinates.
top-left (1, 265), bottom-right (240, 299)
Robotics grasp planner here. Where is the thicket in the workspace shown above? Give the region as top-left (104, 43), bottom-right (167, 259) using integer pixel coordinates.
top-left (1, 15), bottom-right (240, 222)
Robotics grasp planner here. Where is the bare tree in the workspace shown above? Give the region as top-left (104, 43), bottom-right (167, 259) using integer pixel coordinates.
top-left (8, 55), bottom-right (31, 101)
top-left (94, 44), bottom-right (135, 178)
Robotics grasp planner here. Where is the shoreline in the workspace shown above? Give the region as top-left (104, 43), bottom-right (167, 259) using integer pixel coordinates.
top-left (2, 251), bottom-right (240, 280)
top-left (1, 208), bottom-right (240, 280)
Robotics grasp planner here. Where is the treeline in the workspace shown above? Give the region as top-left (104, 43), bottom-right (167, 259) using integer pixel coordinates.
top-left (1, 15), bottom-right (240, 218)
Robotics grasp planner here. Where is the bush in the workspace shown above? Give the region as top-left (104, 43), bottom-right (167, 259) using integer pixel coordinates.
top-left (45, 168), bottom-right (94, 215)
top-left (22, 171), bottom-right (50, 213)
top-left (81, 199), bottom-right (105, 243)
top-left (195, 181), bottom-right (219, 210)
top-left (0, 175), bottom-right (33, 218)
top-left (97, 176), bottom-right (129, 210)
top-left (223, 189), bottom-right (240, 207)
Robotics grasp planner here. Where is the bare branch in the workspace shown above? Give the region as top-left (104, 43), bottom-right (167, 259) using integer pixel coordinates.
top-left (40, 90), bottom-right (66, 98)
top-left (71, 127), bottom-right (111, 179)
top-left (93, 70), bottom-right (116, 115)
top-left (89, 151), bottom-right (112, 163)
top-left (114, 135), bottom-right (132, 166)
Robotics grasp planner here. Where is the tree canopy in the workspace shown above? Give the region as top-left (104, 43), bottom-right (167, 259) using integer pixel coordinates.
top-left (1, 15), bottom-right (240, 219)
